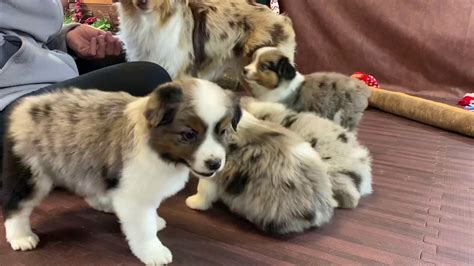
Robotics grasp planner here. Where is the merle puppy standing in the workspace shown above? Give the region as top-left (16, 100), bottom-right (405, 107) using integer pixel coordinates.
top-left (2, 78), bottom-right (241, 265)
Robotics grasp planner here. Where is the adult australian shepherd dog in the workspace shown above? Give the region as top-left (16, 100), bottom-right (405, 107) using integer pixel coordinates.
top-left (116, 0), bottom-right (296, 81)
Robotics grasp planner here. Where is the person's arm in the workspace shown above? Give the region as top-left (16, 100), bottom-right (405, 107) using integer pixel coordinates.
top-left (0, 34), bottom-right (22, 69)
top-left (46, 23), bottom-right (81, 53)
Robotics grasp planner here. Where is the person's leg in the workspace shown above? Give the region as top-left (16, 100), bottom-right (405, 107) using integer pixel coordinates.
top-left (75, 54), bottom-right (126, 75)
top-left (42, 61), bottom-right (172, 96)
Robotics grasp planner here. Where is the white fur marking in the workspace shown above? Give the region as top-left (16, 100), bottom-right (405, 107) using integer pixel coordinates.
top-left (156, 215), bottom-right (167, 231)
top-left (256, 72), bottom-right (305, 102)
top-left (193, 80), bottom-right (229, 124)
top-left (5, 218), bottom-right (40, 251)
top-left (118, 6), bottom-right (190, 79)
top-left (190, 80), bottom-right (229, 174)
top-left (109, 137), bottom-right (189, 265)
top-left (333, 110), bottom-right (343, 125)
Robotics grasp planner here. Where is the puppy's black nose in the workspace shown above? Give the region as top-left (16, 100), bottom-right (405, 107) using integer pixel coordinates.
top-left (205, 159), bottom-right (221, 171)
top-left (243, 68), bottom-right (248, 75)
top-left (136, 0), bottom-right (147, 9)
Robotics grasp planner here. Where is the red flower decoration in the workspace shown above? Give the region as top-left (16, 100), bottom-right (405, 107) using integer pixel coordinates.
top-left (85, 17), bottom-right (97, 24)
top-left (73, 0), bottom-right (84, 23)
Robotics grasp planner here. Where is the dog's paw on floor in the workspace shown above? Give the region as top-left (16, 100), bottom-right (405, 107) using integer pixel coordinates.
top-left (7, 232), bottom-right (40, 251)
top-left (133, 241), bottom-right (172, 266)
top-left (186, 195), bottom-right (212, 211)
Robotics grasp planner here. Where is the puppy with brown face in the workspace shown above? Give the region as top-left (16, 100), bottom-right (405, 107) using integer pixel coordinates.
top-left (116, 0), bottom-right (296, 82)
top-left (1, 79), bottom-right (241, 265)
top-left (243, 47), bottom-right (372, 131)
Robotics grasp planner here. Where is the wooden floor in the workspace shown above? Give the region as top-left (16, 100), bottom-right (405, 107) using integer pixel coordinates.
top-left (1, 107), bottom-right (473, 265)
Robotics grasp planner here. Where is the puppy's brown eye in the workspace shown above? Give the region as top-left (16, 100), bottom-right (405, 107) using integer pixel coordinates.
top-left (259, 63), bottom-right (270, 71)
top-left (220, 128), bottom-right (227, 136)
top-left (180, 129), bottom-right (197, 143)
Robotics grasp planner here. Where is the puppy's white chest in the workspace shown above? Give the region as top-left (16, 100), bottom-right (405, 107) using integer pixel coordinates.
top-left (119, 148), bottom-right (190, 207)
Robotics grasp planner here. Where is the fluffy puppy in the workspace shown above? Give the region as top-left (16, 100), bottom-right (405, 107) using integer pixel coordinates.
top-left (186, 110), bottom-right (337, 234)
top-left (243, 99), bottom-right (372, 208)
top-left (117, 0), bottom-right (296, 81)
top-left (243, 47), bottom-right (371, 131)
top-left (1, 79), bottom-right (241, 265)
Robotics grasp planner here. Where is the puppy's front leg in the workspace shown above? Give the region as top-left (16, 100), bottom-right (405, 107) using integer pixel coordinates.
top-left (186, 179), bottom-right (218, 211)
top-left (113, 198), bottom-right (172, 265)
top-left (156, 215), bottom-right (166, 232)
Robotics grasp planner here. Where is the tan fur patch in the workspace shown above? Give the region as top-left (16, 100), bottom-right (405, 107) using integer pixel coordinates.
top-left (148, 107), bottom-right (208, 165)
top-left (120, 0), bottom-right (175, 24)
top-left (146, 0), bottom-right (177, 24)
top-left (249, 49), bottom-right (287, 89)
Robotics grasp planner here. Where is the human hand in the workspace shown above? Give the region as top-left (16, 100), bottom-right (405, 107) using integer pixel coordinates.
top-left (66, 24), bottom-right (122, 59)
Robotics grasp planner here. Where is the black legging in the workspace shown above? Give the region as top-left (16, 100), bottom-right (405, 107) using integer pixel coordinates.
top-left (39, 61), bottom-right (171, 97)
top-left (0, 61), bottom-right (172, 170)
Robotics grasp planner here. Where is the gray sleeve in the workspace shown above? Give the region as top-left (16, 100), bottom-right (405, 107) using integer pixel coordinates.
top-left (0, 35), bottom-right (22, 69)
top-left (46, 23), bottom-right (80, 53)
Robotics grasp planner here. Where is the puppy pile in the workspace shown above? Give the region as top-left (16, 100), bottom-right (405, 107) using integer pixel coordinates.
top-left (186, 99), bottom-right (372, 235)
top-left (243, 100), bottom-right (373, 208)
top-left (2, 0), bottom-right (373, 265)
top-left (186, 110), bottom-right (337, 234)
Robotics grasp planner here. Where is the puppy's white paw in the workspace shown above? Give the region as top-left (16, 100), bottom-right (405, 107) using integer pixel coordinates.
top-left (185, 195), bottom-right (211, 211)
top-left (156, 216), bottom-right (166, 232)
top-left (8, 232), bottom-right (40, 251)
top-left (135, 241), bottom-right (172, 266)
top-left (85, 196), bottom-right (114, 213)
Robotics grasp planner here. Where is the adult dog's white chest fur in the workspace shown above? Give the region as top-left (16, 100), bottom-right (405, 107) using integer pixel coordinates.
top-left (118, 9), bottom-right (191, 79)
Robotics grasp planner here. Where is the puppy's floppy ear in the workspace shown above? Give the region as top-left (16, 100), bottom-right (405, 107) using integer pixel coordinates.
top-left (276, 57), bottom-right (296, 80)
top-left (231, 104), bottom-right (242, 131)
top-left (145, 84), bottom-right (183, 127)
